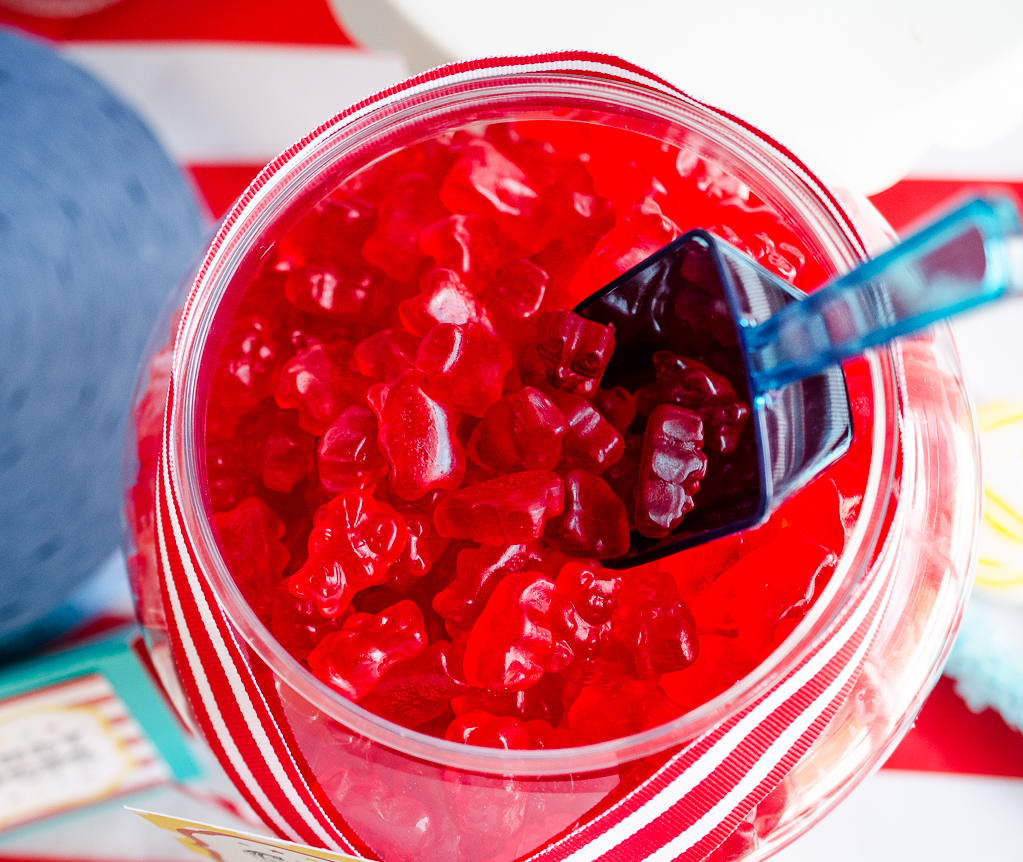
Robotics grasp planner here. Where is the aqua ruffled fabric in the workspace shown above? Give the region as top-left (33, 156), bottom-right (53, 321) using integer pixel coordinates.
top-left (944, 595), bottom-right (1023, 733)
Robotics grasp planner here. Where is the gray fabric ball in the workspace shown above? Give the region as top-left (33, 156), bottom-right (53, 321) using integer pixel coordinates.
top-left (0, 28), bottom-right (206, 647)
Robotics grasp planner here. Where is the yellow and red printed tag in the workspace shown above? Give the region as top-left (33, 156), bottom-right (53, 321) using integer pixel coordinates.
top-left (0, 674), bottom-right (169, 832)
top-left (0, 626), bottom-right (198, 834)
top-left (131, 809), bottom-right (371, 862)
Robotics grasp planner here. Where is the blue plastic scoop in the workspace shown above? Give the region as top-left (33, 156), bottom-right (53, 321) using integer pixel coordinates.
top-left (578, 195), bottom-right (1023, 566)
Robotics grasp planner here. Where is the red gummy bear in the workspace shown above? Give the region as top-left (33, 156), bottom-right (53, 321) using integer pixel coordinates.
top-left (415, 322), bottom-right (513, 417)
top-left (361, 173), bottom-right (449, 282)
top-left (566, 661), bottom-right (682, 744)
top-left (353, 328), bottom-right (421, 383)
top-left (383, 508), bottom-right (448, 592)
top-left (522, 309), bottom-right (615, 397)
top-left (467, 386), bottom-right (566, 473)
top-left (270, 580), bottom-right (346, 660)
top-left (709, 217), bottom-right (807, 285)
top-left (671, 241), bottom-right (739, 349)
top-left (307, 599), bottom-right (428, 701)
top-left (368, 370), bottom-right (465, 501)
top-left (210, 314), bottom-right (277, 420)
top-left (418, 213), bottom-right (514, 292)
top-left (288, 491), bottom-right (408, 617)
top-left (398, 268), bottom-right (493, 337)
top-left (773, 477), bottom-right (849, 557)
top-left (463, 571), bottom-right (556, 691)
top-left (274, 192), bottom-right (376, 271)
top-left (610, 569), bottom-right (699, 679)
top-left (548, 561), bottom-right (621, 671)
top-left (485, 258), bottom-right (548, 323)
top-left (432, 542), bottom-right (545, 642)
top-left (635, 351), bottom-right (749, 454)
top-left (743, 228), bottom-right (806, 284)
top-left (445, 710), bottom-right (531, 749)
top-left (245, 403), bottom-right (317, 494)
top-left (439, 140), bottom-right (546, 253)
top-left (635, 404), bottom-right (708, 538)
top-left (275, 342), bottom-right (371, 435)
top-left (584, 128), bottom-right (670, 208)
top-left (214, 497), bottom-right (289, 616)
top-left (544, 469), bottom-right (631, 559)
top-left (316, 405), bottom-right (389, 494)
top-left (702, 527), bottom-right (837, 637)
top-left (659, 650), bottom-right (740, 714)
top-left (284, 263), bottom-right (380, 323)
top-left (206, 436), bottom-right (257, 511)
top-left (662, 151), bottom-right (747, 225)
top-left (568, 197), bottom-right (681, 300)
top-left (432, 471), bottom-right (564, 546)
top-left (358, 641), bottom-right (470, 729)
top-left (555, 561), bottom-right (620, 626)
top-left (543, 387), bottom-right (624, 475)
top-left (450, 668), bottom-right (566, 726)
top-left (591, 386), bottom-right (637, 436)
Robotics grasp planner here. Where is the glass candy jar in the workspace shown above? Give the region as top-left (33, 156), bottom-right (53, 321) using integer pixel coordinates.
top-left (124, 54), bottom-right (978, 862)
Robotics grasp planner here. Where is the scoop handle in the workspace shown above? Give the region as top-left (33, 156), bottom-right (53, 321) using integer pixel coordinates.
top-left (742, 195), bottom-right (1023, 393)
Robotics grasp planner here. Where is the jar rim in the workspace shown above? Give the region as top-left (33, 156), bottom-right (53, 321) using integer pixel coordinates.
top-left (166, 67), bottom-right (901, 777)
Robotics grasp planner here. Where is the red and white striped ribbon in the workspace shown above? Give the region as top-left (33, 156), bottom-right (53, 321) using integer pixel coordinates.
top-left (155, 52), bottom-right (885, 862)
top-left (155, 375), bottom-right (366, 856)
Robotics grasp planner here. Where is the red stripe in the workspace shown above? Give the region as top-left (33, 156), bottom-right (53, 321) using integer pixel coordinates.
top-left (869, 178), bottom-right (1023, 234)
top-left (186, 163), bottom-right (265, 221)
top-left (884, 675), bottom-right (1023, 778)
top-left (74, 694), bottom-right (119, 708)
top-left (0, 0), bottom-right (355, 46)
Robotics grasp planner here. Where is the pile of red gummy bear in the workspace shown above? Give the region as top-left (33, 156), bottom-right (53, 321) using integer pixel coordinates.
top-left (130, 119), bottom-right (866, 749)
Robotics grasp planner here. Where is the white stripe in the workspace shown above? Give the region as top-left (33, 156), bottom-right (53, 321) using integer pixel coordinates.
top-left (62, 43), bottom-right (409, 163)
top-left (553, 553), bottom-right (894, 862)
top-left (157, 442), bottom-right (349, 851)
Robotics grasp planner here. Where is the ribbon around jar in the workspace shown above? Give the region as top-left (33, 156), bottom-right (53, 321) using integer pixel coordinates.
top-left (154, 52), bottom-right (893, 862)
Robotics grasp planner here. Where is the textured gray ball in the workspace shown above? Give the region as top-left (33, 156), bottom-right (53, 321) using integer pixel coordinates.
top-left (0, 28), bottom-right (205, 646)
